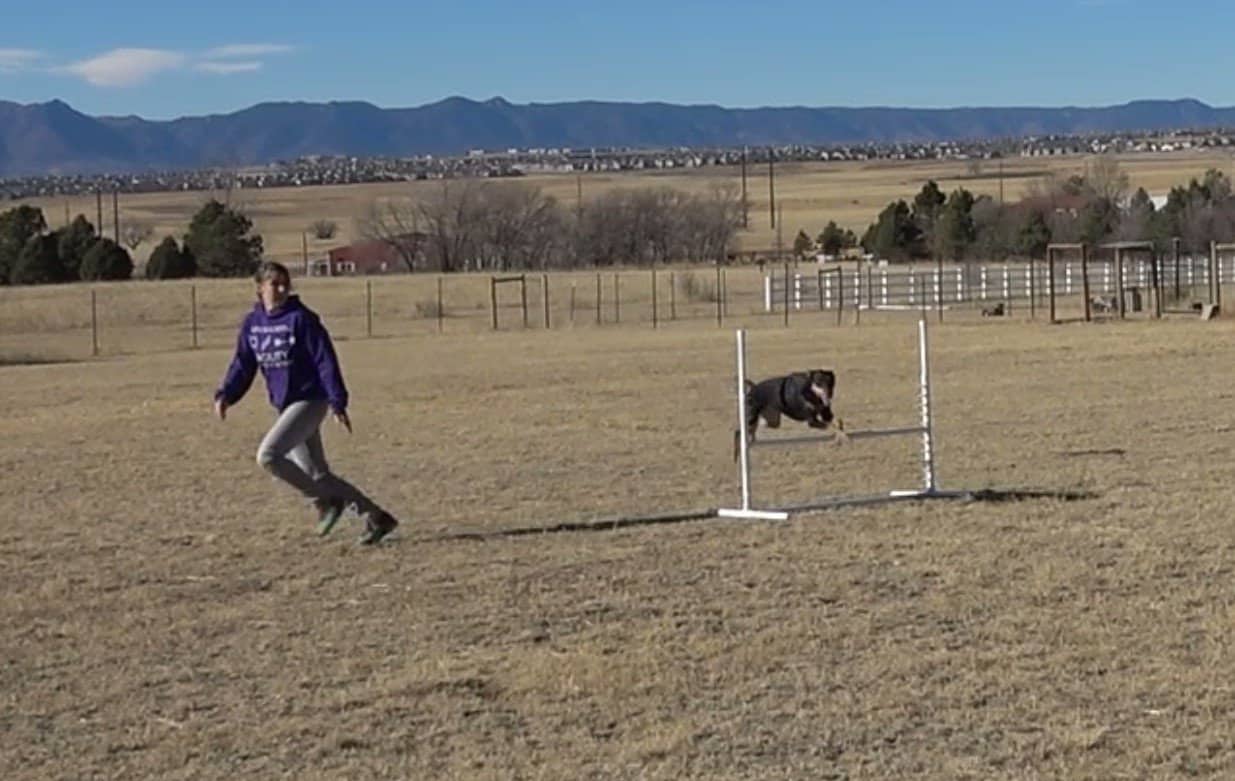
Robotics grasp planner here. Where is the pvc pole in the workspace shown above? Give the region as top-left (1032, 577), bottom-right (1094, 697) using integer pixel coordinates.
top-left (919, 318), bottom-right (937, 492)
top-left (735, 329), bottom-right (752, 511)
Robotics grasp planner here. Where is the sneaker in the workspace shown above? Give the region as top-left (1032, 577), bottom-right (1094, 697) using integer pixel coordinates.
top-left (315, 497), bottom-right (346, 537)
top-left (358, 511), bottom-right (399, 545)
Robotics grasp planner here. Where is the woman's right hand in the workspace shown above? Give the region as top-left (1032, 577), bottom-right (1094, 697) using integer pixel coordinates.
top-left (214, 399), bottom-right (228, 421)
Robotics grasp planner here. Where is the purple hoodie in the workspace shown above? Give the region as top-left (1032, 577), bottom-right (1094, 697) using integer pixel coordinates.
top-left (215, 295), bottom-right (349, 413)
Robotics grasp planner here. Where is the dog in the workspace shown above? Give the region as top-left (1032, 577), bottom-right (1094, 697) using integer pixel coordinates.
top-left (1091, 295), bottom-right (1117, 313)
top-left (733, 369), bottom-right (844, 460)
top-left (981, 302), bottom-right (1006, 317)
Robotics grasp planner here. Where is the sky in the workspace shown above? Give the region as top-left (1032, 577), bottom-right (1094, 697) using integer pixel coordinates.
top-left (2, 0), bottom-right (1234, 120)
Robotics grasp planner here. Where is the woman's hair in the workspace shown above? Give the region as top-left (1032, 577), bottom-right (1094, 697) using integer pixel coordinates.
top-left (254, 260), bottom-right (292, 286)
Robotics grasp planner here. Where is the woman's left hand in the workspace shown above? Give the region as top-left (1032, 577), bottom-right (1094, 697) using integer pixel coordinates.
top-left (333, 410), bottom-right (352, 434)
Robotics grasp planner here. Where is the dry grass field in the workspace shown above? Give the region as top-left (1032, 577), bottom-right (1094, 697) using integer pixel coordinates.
top-left (12, 150), bottom-right (1235, 267)
top-left (6, 306), bottom-right (1235, 778)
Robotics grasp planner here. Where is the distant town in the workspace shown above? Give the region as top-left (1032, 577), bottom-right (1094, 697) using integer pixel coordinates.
top-left (4, 127), bottom-right (1235, 200)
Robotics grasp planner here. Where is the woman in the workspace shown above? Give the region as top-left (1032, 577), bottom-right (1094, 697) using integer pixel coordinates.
top-left (214, 261), bottom-right (399, 544)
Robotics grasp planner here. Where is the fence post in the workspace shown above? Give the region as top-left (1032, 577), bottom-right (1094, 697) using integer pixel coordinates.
top-left (613, 272), bottom-right (620, 323)
top-left (91, 289), bottom-right (99, 357)
top-left (651, 269), bottom-right (658, 329)
top-left (436, 276), bottom-right (444, 334)
top-left (490, 276), bottom-right (498, 330)
top-left (365, 279), bottom-right (373, 338)
top-left (719, 264), bottom-right (726, 327)
top-left (569, 281), bottom-right (577, 326)
top-left (669, 271), bottom-right (677, 320)
top-left (190, 284), bottom-right (198, 348)
top-left (780, 260), bottom-right (790, 323)
top-left (520, 275), bottom-right (529, 329)
top-left (596, 273), bottom-right (602, 325)
top-left (542, 274), bottom-right (550, 329)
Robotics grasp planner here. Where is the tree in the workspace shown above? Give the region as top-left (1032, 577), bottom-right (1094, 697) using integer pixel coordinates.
top-left (793, 230), bottom-right (814, 259)
top-left (57, 215), bottom-right (97, 280)
top-left (1084, 155), bottom-right (1130, 204)
top-left (309, 219), bottom-right (338, 240)
top-left (80, 238), bottom-right (133, 281)
top-left (935, 188), bottom-right (976, 260)
top-left (1015, 209), bottom-right (1052, 258)
top-left (861, 200), bottom-right (921, 261)
top-left (1118, 187), bottom-right (1155, 242)
top-left (9, 234), bottom-right (64, 285)
top-left (911, 180), bottom-right (947, 257)
top-left (184, 199), bottom-right (263, 277)
top-left (1078, 197), bottom-right (1120, 245)
top-left (0, 205), bottom-right (47, 284)
top-left (145, 236), bottom-right (197, 279)
top-left (817, 221), bottom-right (849, 256)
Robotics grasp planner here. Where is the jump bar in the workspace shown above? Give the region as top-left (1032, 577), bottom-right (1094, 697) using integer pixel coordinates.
top-left (750, 425), bottom-right (925, 448)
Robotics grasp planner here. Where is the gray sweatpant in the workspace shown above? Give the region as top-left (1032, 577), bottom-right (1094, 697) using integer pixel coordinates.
top-left (256, 400), bottom-right (384, 518)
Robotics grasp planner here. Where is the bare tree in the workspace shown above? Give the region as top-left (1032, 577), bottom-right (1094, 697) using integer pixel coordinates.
top-left (363, 196), bottom-right (425, 271)
top-left (1084, 154), bottom-right (1130, 204)
top-left (120, 220), bottom-right (154, 252)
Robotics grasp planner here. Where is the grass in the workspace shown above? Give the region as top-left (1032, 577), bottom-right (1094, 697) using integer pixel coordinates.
top-left (11, 150), bottom-right (1235, 268)
top-left (5, 313), bottom-right (1235, 777)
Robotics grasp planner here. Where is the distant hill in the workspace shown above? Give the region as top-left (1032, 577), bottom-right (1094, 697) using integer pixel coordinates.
top-left (2, 96), bottom-right (1234, 176)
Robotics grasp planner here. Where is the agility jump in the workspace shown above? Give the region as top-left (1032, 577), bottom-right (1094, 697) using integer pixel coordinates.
top-left (719, 318), bottom-right (970, 521)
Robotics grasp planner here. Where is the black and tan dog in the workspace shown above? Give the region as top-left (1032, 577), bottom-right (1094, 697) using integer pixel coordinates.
top-left (733, 369), bottom-right (844, 460)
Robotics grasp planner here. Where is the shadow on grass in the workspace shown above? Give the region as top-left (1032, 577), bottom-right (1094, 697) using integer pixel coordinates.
top-left (0, 353), bottom-right (77, 368)
top-left (428, 487), bottom-right (1099, 543)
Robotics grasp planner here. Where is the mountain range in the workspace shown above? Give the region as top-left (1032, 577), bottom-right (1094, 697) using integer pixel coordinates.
top-left (2, 96), bottom-right (1234, 177)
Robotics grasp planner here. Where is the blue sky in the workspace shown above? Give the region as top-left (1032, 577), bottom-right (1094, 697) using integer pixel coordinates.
top-left (2, 0), bottom-right (1233, 119)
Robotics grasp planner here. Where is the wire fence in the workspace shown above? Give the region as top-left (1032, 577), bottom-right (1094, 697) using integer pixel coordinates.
top-left (1, 258), bottom-right (1228, 363)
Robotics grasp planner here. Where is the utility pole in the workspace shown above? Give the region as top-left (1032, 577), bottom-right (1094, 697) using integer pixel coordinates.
top-left (740, 147), bottom-right (749, 229)
top-left (998, 160), bottom-right (1004, 204)
top-left (95, 188), bottom-right (102, 232)
top-left (768, 148), bottom-right (776, 229)
top-left (112, 188), bottom-right (119, 243)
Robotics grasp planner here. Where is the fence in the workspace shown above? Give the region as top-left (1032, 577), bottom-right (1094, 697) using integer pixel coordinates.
top-left (2, 258), bottom-right (1229, 363)
top-left (763, 255), bottom-right (1229, 319)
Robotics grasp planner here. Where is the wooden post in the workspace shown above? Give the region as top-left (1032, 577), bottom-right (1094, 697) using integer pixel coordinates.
top-left (669, 271), bottom-right (677, 320)
top-left (365, 279), bottom-right (373, 337)
top-left (490, 277), bottom-right (498, 330)
top-left (721, 268), bottom-right (728, 318)
top-left (1048, 252), bottom-right (1057, 324)
top-left (520, 274), bottom-right (528, 329)
top-left (613, 272), bottom-right (620, 323)
top-left (1115, 247), bottom-right (1127, 319)
top-left (717, 264), bottom-right (725, 327)
top-left (1081, 244), bottom-right (1092, 322)
top-left (837, 269), bottom-right (845, 326)
top-left (595, 273), bottom-right (602, 325)
top-left (542, 274), bottom-right (550, 329)
top-left (782, 261), bottom-right (790, 327)
top-left (190, 284), bottom-right (198, 348)
top-left (302, 232), bottom-right (309, 275)
top-left (1029, 259), bottom-right (1036, 320)
top-left (936, 256), bottom-right (944, 323)
top-left (817, 269), bottom-right (825, 311)
top-left (437, 276), bottom-right (444, 334)
top-left (90, 289), bottom-right (99, 357)
top-left (1150, 249), bottom-right (1162, 318)
top-left (570, 281), bottom-right (577, 326)
top-left (651, 269), bottom-right (658, 329)
top-left (1172, 237), bottom-right (1181, 300)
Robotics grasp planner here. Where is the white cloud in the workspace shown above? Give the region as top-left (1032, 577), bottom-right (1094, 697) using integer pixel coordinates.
top-left (204, 43), bottom-right (294, 59)
top-left (62, 48), bottom-right (185, 87)
top-left (0, 48), bottom-right (42, 72)
top-left (54, 43), bottom-right (292, 87)
top-left (195, 60), bottom-right (263, 75)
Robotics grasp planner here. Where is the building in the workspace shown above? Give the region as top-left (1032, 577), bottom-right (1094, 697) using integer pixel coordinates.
top-left (307, 233), bottom-right (427, 276)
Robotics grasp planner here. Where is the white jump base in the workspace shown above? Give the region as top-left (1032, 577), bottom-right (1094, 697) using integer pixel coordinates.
top-left (719, 318), bottom-right (969, 521)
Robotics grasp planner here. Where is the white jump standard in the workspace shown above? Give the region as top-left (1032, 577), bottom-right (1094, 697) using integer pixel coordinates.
top-left (719, 318), bottom-right (970, 521)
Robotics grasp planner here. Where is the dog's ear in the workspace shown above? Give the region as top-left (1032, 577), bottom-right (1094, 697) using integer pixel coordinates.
top-left (814, 369), bottom-right (836, 396)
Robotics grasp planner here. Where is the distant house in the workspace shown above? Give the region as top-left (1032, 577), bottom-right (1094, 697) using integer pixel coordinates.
top-left (307, 233), bottom-right (427, 276)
